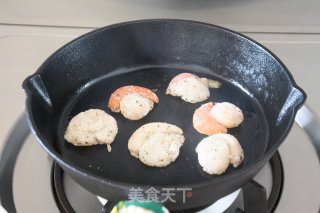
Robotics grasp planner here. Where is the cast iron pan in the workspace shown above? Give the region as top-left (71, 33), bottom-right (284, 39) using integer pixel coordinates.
top-left (22, 19), bottom-right (306, 210)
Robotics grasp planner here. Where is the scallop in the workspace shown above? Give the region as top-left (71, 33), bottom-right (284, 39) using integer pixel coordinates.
top-left (128, 122), bottom-right (184, 167)
top-left (196, 133), bottom-right (244, 175)
top-left (167, 77), bottom-right (210, 103)
top-left (138, 132), bottom-right (185, 167)
top-left (64, 109), bottom-right (118, 152)
top-left (210, 102), bottom-right (244, 128)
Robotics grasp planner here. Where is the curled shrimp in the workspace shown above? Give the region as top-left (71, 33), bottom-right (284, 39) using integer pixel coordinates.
top-left (193, 102), bottom-right (244, 135)
top-left (193, 102), bottom-right (227, 135)
top-left (108, 85), bottom-right (159, 112)
top-left (108, 85), bottom-right (159, 120)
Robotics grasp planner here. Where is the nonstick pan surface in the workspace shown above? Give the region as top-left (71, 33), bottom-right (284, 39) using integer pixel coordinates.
top-left (23, 19), bottom-right (305, 210)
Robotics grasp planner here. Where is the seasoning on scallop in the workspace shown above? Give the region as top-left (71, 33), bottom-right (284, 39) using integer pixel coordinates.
top-left (64, 109), bottom-right (118, 152)
top-left (193, 102), bottom-right (243, 135)
top-left (108, 85), bottom-right (159, 120)
top-left (196, 133), bottom-right (244, 175)
top-left (166, 73), bottom-right (221, 103)
top-left (128, 122), bottom-right (185, 167)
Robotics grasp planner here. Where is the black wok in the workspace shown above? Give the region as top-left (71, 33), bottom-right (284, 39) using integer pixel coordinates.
top-left (22, 19), bottom-right (305, 211)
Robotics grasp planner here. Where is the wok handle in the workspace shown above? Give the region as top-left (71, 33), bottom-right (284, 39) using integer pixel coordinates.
top-left (23, 75), bottom-right (53, 112)
top-left (295, 105), bottom-right (320, 157)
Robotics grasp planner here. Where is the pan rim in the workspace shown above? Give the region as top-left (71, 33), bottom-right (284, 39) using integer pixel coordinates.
top-left (22, 19), bottom-right (306, 190)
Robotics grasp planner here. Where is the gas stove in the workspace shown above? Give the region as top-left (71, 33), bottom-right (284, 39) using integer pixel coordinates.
top-left (1, 0), bottom-right (320, 212)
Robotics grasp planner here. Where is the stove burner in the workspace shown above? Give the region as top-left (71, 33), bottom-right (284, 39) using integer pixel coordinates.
top-left (50, 153), bottom-right (283, 213)
top-left (51, 164), bottom-right (75, 213)
top-left (0, 115), bottom-right (30, 213)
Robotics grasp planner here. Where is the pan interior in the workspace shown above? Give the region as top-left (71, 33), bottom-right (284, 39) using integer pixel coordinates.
top-left (57, 66), bottom-right (268, 186)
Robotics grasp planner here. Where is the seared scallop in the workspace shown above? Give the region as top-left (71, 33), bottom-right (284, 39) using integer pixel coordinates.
top-left (139, 132), bottom-right (185, 167)
top-left (128, 122), bottom-right (184, 167)
top-left (196, 133), bottom-right (244, 175)
top-left (210, 102), bottom-right (244, 128)
top-left (64, 109), bottom-right (118, 152)
top-left (166, 73), bottom-right (221, 103)
top-left (196, 137), bottom-right (230, 175)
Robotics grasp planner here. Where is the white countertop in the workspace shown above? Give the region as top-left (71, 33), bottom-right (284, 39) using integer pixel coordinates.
top-left (1, 0), bottom-right (320, 33)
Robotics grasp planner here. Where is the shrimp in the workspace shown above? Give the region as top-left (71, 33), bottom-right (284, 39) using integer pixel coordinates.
top-left (166, 73), bottom-right (200, 88)
top-left (166, 73), bottom-right (221, 103)
top-left (108, 85), bottom-right (159, 120)
top-left (193, 102), bottom-right (244, 135)
top-left (193, 102), bottom-right (227, 135)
